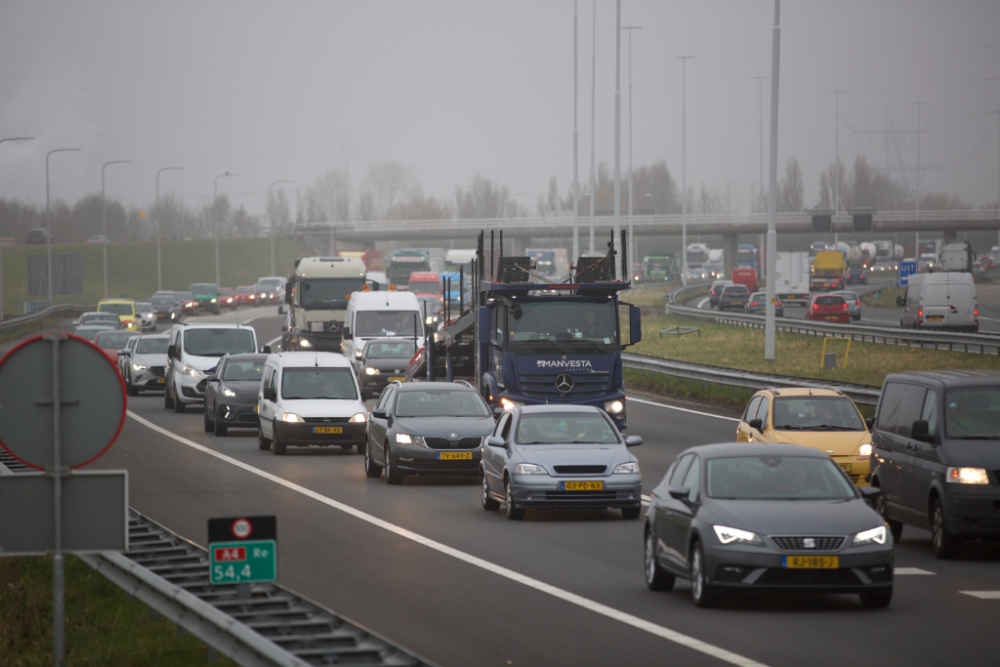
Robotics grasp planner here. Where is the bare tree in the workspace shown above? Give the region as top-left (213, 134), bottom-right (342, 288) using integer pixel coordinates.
top-left (361, 161), bottom-right (416, 219)
top-left (266, 188), bottom-right (292, 237)
top-left (387, 193), bottom-right (453, 220)
top-left (309, 168), bottom-right (351, 222)
top-left (455, 174), bottom-right (523, 218)
top-left (777, 158), bottom-right (804, 212)
top-left (817, 159), bottom-right (848, 209)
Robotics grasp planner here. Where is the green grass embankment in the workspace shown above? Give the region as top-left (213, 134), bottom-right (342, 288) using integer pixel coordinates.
top-left (0, 555), bottom-right (234, 666)
top-left (0, 238), bottom-right (309, 317)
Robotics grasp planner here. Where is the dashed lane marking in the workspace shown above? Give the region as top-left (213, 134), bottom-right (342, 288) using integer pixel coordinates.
top-left (960, 591), bottom-right (1000, 599)
top-left (894, 568), bottom-right (935, 575)
top-left (126, 410), bottom-right (769, 667)
top-left (629, 396), bottom-right (741, 423)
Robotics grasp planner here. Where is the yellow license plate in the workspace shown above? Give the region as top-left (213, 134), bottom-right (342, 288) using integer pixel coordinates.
top-left (825, 315), bottom-right (840, 321)
top-left (561, 480), bottom-right (604, 491)
top-left (783, 556), bottom-right (839, 569)
top-left (388, 376), bottom-right (405, 382)
top-left (157, 378), bottom-right (165, 384)
top-left (838, 463), bottom-right (852, 473)
top-left (438, 451), bottom-right (473, 460)
top-left (253, 405), bottom-right (259, 413)
top-left (312, 426), bottom-right (343, 434)
top-left (927, 316), bottom-right (944, 322)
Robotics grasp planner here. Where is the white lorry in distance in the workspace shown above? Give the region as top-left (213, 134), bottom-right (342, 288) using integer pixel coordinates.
top-left (280, 256), bottom-right (367, 352)
top-left (774, 251), bottom-right (811, 305)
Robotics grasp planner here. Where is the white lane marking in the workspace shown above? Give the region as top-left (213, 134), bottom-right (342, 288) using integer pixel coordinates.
top-left (629, 396), bottom-right (741, 423)
top-left (960, 591), bottom-right (1000, 599)
top-left (266, 335), bottom-right (282, 348)
top-left (697, 297), bottom-right (710, 309)
top-left (894, 568), bottom-right (935, 575)
top-left (126, 410), bottom-right (768, 667)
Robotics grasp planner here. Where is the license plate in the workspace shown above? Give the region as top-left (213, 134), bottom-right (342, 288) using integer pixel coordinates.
top-left (561, 480), bottom-right (604, 491)
top-left (838, 463), bottom-right (852, 473)
top-left (783, 555), bottom-right (839, 569)
top-left (927, 316), bottom-right (944, 323)
top-left (312, 426), bottom-right (343, 434)
top-left (388, 376), bottom-right (405, 382)
top-left (825, 316), bottom-right (839, 321)
top-left (157, 378), bottom-right (165, 384)
top-left (438, 451), bottom-right (473, 460)
top-left (253, 405), bottom-right (259, 413)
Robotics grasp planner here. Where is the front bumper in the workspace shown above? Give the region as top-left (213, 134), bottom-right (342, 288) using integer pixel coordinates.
top-left (132, 367), bottom-right (167, 391)
top-left (217, 401), bottom-right (260, 427)
top-left (944, 486), bottom-right (1000, 538)
top-left (362, 371), bottom-right (408, 393)
top-left (702, 542), bottom-right (894, 593)
top-left (508, 474), bottom-right (642, 509)
top-left (176, 372), bottom-right (208, 403)
top-left (392, 444), bottom-right (483, 475)
top-left (275, 421), bottom-right (366, 447)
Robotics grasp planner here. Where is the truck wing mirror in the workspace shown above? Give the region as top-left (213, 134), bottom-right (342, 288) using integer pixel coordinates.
top-left (342, 327), bottom-right (352, 340)
top-left (284, 283), bottom-right (293, 304)
top-left (277, 306), bottom-right (284, 315)
top-left (478, 308), bottom-right (490, 344)
top-left (629, 305), bottom-right (642, 346)
top-left (895, 296), bottom-right (905, 307)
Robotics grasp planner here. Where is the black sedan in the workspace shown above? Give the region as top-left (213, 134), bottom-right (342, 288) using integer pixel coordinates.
top-left (364, 381), bottom-right (496, 484)
top-left (359, 338), bottom-right (414, 395)
top-left (203, 353), bottom-right (268, 436)
top-left (644, 443), bottom-right (893, 608)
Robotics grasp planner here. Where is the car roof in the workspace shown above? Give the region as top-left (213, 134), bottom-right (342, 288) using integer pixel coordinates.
top-left (679, 442), bottom-right (830, 459)
top-left (136, 334), bottom-right (169, 340)
top-left (517, 404), bottom-right (603, 415)
top-left (222, 353), bottom-right (268, 362)
top-left (756, 387), bottom-right (848, 398)
top-left (74, 324), bottom-right (116, 330)
top-left (176, 322), bottom-right (250, 329)
top-left (396, 381), bottom-right (477, 392)
top-left (885, 370), bottom-right (1000, 388)
top-left (99, 298), bottom-right (134, 305)
top-left (269, 351), bottom-right (351, 368)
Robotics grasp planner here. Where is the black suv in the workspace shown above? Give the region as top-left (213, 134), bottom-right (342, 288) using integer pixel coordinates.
top-left (870, 371), bottom-right (1000, 559)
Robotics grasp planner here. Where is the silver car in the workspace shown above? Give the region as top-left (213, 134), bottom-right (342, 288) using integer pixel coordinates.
top-left (481, 404), bottom-right (643, 520)
top-left (831, 291), bottom-right (862, 321)
top-left (135, 301), bottom-right (156, 332)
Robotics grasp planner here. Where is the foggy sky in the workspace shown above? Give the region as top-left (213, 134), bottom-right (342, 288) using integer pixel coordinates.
top-left (1, 0), bottom-right (998, 218)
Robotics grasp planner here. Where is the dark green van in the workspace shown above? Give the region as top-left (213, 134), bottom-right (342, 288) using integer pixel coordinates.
top-left (189, 283), bottom-right (220, 315)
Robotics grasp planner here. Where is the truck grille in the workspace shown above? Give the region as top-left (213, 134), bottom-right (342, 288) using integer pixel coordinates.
top-left (519, 373), bottom-right (610, 400)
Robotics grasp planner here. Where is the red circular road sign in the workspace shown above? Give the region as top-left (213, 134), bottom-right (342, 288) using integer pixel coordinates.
top-left (0, 334), bottom-right (126, 470)
top-left (231, 518), bottom-right (253, 539)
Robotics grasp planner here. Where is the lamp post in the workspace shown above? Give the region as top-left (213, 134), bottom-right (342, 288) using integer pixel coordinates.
top-left (46, 148), bottom-right (81, 307)
top-left (0, 137), bottom-right (34, 320)
top-left (752, 77), bottom-right (768, 213)
top-left (914, 101), bottom-right (925, 255)
top-left (101, 160), bottom-right (133, 299)
top-left (676, 55), bottom-right (693, 285)
top-left (268, 179), bottom-right (292, 275)
top-left (764, 0), bottom-right (782, 361)
top-left (214, 172), bottom-right (238, 287)
top-left (588, 0), bottom-right (597, 254)
top-left (622, 25), bottom-right (641, 273)
top-left (327, 182), bottom-right (351, 256)
top-left (155, 167), bottom-right (185, 292)
top-left (572, 0), bottom-right (580, 262)
top-left (831, 89), bottom-right (845, 243)
top-left (612, 0), bottom-right (622, 278)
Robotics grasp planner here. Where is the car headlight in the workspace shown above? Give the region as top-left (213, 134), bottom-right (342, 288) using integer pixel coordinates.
top-left (515, 463), bottom-right (547, 475)
top-left (354, 349), bottom-right (364, 359)
top-left (500, 397), bottom-right (522, 411)
top-left (946, 467), bottom-right (989, 485)
top-left (853, 525), bottom-right (887, 546)
top-left (170, 312), bottom-right (176, 319)
top-left (280, 412), bottom-right (304, 423)
top-left (425, 316), bottom-right (435, 325)
top-left (350, 412), bottom-right (367, 423)
top-left (713, 525), bottom-right (762, 546)
top-left (857, 443), bottom-right (872, 460)
top-left (365, 367), bottom-right (378, 376)
top-left (222, 387), bottom-right (237, 398)
top-left (181, 363), bottom-right (202, 378)
top-left (210, 298), bottom-right (217, 303)
top-left (613, 462), bottom-right (639, 474)
top-left (298, 337), bottom-right (312, 348)
top-left (131, 363), bottom-right (147, 371)
top-left (604, 399), bottom-right (624, 414)
top-left (394, 433), bottom-right (425, 446)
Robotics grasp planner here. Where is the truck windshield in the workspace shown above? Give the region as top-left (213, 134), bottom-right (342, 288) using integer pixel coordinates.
top-left (299, 278), bottom-right (365, 307)
top-left (507, 299), bottom-right (618, 351)
top-left (355, 311), bottom-right (423, 338)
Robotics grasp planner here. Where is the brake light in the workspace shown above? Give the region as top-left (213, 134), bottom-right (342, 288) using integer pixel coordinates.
top-left (855, 300), bottom-right (860, 307)
top-left (974, 307), bottom-right (979, 319)
top-left (918, 307), bottom-right (923, 319)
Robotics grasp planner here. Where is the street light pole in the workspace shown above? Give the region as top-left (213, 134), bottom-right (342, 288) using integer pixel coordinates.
top-left (326, 182), bottom-right (351, 256)
top-left (101, 160), bottom-right (133, 299)
top-left (588, 0), bottom-right (597, 255)
top-left (0, 137), bottom-right (34, 320)
top-left (753, 77), bottom-right (768, 212)
top-left (764, 0), bottom-right (782, 361)
top-left (45, 148), bottom-right (81, 307)
top-left (572, 0), bottom-right (580, 263)
top-left (155, 167), bottom-right (184, 292)
top-left (831, 89), bottom-right (845, 243)
top-left (268, 179), bottom-right (292, 276)
top-left (623, 25), bottom-right (641, 273)
top-left (214, 172), bottom-right (238, 287)
top-left (915, 101), bottom-right (925, 255)
top-left (612, 0), bottom-right (622, 277)
top-left (676, 55), bottom-right (693, 285)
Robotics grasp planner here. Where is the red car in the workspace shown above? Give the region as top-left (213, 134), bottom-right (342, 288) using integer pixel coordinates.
top-left (218, 287), bottom-right (237, 309)
top-left (93, 330), bottom-right (142, 366)
top-left (235, 285), bottom-right (259, 306)
top-left (806, 294), bottom-right (850, 323)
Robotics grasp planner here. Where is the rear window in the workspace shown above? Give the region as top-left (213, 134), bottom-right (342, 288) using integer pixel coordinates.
top-left (98, 303), bottom-right (133, 315)
top-left (815, 296), bottom-right (844, 306)
top-left (723, 285), bottom-right (749, 295)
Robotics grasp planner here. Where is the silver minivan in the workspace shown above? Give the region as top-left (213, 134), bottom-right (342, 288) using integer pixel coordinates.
top-left (897, 272), bottom-right (978, 332)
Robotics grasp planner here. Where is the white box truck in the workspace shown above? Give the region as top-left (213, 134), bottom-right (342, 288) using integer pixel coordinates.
top-left (774, 251), bottom-right (811, 306)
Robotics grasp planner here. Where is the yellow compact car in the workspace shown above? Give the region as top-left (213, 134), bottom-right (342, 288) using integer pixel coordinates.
top-left (735, 387), bottom-right (873, 486)
top-left (97, 298), bottom-right (139, 331)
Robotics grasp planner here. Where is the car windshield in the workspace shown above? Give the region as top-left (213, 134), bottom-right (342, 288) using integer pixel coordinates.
top-left (258, 279), bottom-right (282, 288)
top-left (355, 310), bottom-right (422, 337)
top-left (772, 396), bottom-right (865, 431)
top-left (394, 390), bottom-right (491, 418)
top-left (515, 412), bottom-right (619, 444)
top-left (281, 368), bottom-right (357, 400)
top-left (945, 388), bottom-right (1000, 439)
top-left (136, 338), bottom-right (169, 354)
top-left (190, 283), bottom-right (216, 295)
top-left (184, 329), bottom-right (256, 356)
top-left (366, 342), bottom-right (417, 359)
top-left (507, 298), bottom-right (618, 351)
top-left (409, 280), bottom-right (440, 294)
top-left (75, 327), bottom-right (112, 341)
top-left (98, 303), bottom-right (132, 315)
top-left (136, 302), bottom-right (153, 312)
top-left (707, 455), bottom-right (856, 500)
top-left (300, 278), bottom-right (365, 307)
top-left (151, 296), bottom-right (175, 306)
top-left (223, 360), bottom-right (266, 381)
top-left (95, 331), bottom-right (138, 349)
top-left (236, 287), bottom-right (254, 294)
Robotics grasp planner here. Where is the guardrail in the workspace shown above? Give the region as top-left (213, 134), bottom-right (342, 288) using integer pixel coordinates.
top-left (665, 285), bottom-right (1000, 355)
top-left (622, 352), bottom-right (881, 406)
top-left (0, 303), bottom-right (94, 332)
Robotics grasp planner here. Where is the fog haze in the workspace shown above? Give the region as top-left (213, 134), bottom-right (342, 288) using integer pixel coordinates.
top-left (2, 0), bottom-right (998, 216)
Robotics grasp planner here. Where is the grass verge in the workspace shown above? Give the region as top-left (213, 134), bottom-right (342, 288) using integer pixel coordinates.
top-left (0, 318), bottom-right (60, 346)
top-left (0, 555), bottom-right (234, 667)
top-left (861, 286), bottom-right (904, 309)
top-left (626, 282), bottom-right (678, 308)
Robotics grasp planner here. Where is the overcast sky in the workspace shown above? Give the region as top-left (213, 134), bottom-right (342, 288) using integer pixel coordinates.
top-left (1, 0), bottom-right (998, 218)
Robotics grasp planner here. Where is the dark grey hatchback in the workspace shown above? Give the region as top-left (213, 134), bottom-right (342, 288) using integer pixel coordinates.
top-left (644, 443), bottom-right (893, 608)
top-left (203, 354), bottom-right (268, 436)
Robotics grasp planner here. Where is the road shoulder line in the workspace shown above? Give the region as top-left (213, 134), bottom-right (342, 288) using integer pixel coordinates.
top-left (628, 396), bottom-right (741, 422)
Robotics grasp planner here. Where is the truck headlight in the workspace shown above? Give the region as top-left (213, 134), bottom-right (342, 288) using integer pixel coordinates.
top-left (604, 399), bottom-right (624, 414)
top-left (280, 412), bottom-right (304, 423)
top-left (298, 337), bottom-right (312, 348)
top-left (500, 397), bottom-right (522, 411)
top-left (181, 364), bottom-right (201, 378)
top-left (365, 367), bottom-right (378, 375)
top-left (947, 467), bottom-right (989, 485)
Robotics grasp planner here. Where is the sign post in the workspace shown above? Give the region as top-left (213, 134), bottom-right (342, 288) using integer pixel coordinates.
top-left (208, 516), bottom-right (277, 598)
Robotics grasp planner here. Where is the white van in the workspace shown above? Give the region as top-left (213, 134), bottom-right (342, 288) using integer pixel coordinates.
top-left (341, 290), bottom-right (425, 366)
top-left (257, 352), bottom-right (370, 455)
top-left (898, 272), bottom-right (978, 332)
top-left (165, 322), bottom-right (260, 412)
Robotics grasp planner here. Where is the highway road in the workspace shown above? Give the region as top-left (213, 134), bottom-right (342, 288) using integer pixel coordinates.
top-left (55, 306), bottom-right (998, 667)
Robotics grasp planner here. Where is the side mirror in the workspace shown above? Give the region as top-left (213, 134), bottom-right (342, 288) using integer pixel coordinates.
top-left (118, 349), bottom-right (130, 356)
top-left (372, 408), bottom-right (388, 419)
top-left (911, 419), bottom-right (935, 443)
top-left (261, 345), bottom-right (272, 354)
top-left (668, 486), bottom-right (690, 500)
top-left (625, 435), bottom-right (643, 447)
top-left (281, 325), bottom-right (288, 332)
top-left (167, 344), bottom-right (177, 358)
top-left (361, 387), bottom-right (374, 401)
top-left (262, 387), bottom-right (277, 402)
top-left (478, 307), bottom-right (490, 344)
top-left (277, 306), bottom-right (285, 315)
top-left (342, 327), bottom-right (352, 340)
top-left (629, 305), bottom-right (642, 345)
top-left (493, 407), bottom-right (504, 417)
top-left (205, 374), bottom-right (217, 382)
top-left (748, 418), bottom-right (763, 432)
top-left (865, 417), bottom-right (874, 430)
top-left (284, 283), bottom-right (293, 304)
top-left (486, 436), bottom-right (506, 448)
top-left (858, 486), bottom-right (881, 500)
top-left (895, 296), bottom-right (905, 307)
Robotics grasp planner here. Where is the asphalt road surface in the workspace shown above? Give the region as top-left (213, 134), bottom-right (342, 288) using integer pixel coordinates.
top-left (52, 306), bottom-right (997, 667)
